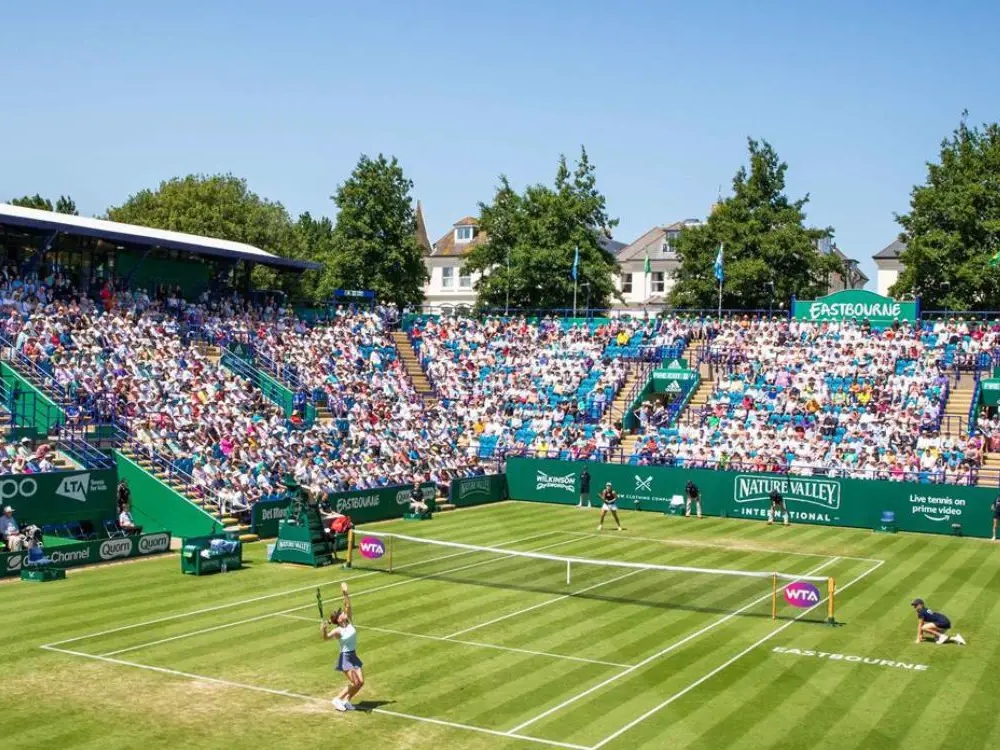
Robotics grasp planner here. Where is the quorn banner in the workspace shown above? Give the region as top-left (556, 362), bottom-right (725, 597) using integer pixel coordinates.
top-left (505, 457), bottom-right (994, 538)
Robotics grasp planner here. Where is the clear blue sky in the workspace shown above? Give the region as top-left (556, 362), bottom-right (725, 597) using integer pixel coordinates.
top-left (3, 0), bottom-right (999, 282)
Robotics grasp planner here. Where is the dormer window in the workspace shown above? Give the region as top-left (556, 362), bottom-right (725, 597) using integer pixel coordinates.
top-left (662, 231), bottom-right (679, 256)
top-left (455, 226), bottom-right (475, 243)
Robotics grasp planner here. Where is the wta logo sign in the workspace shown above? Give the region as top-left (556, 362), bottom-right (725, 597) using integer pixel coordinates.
top-left (359, 536), bottom-right (386, 559)
top-left (784, 581), bottom-right (822, 608)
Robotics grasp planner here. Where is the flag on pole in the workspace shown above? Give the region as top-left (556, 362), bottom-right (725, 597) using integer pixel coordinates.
top-left (644, 249), bottom-right (651, 275)
top-left (571, 247), bottom-right (580, 280)
top-left (990, 249), bottom-right (1000, 268)
top-left (713, 243), bottom-right (725, 283)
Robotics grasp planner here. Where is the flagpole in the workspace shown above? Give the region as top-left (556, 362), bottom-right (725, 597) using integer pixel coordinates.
top-left (717, 278), bottom-right (723, 320)
top-left (573, 278), bottom-right (578, 318)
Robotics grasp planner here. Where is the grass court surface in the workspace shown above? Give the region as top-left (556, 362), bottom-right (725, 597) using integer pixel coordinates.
top-left (5, 501), bottom-right (1000, 749)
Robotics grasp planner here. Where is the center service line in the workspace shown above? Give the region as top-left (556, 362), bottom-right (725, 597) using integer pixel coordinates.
top-left (97, 533), bottom-right (590, 658)
top-left (507, 556), bottom-right (841, 735)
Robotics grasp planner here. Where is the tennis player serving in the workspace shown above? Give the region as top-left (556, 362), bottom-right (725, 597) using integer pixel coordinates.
top-left (322, 582), bottom-right (366, 711)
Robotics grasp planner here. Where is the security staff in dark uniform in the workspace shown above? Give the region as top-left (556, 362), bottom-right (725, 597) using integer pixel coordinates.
top-left (577, 467), bottom-right (592, 508)
top-left (767, 488), bottom-right (789, 526)
top-left (992, 494), bottom-right (1000, 542)
top-left (685, 481), bottom-right (702, 518)
top-left (409, 481), bottom-right (428, 514)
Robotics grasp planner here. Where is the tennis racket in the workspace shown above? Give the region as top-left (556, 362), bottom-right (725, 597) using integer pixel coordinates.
top-left (316, 588), bottom-right (325, 621)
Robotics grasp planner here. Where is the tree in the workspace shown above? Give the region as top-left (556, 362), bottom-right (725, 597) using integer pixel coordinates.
top-left (891, 114), bottom-right (1000, 311)
top-left (464, 147), bottom-right (620, 311)
top-left (326, 154), bottom-right (427, 308)
top-left (9, 194), bottom-right (78, 214)
top-left (669, 139), bottom-right (840, 310)
top-left (106, 174), bottom-right (297, 255)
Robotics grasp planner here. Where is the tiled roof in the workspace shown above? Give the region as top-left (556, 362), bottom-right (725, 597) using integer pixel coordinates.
top-left (873, 239), bottom-right (906, 260)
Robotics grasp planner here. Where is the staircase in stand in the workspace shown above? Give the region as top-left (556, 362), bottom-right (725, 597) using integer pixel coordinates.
top-left (943, 373), bottom-right (975, 437)
top-left (607, 362), bottom-right (641, 426)
top-left (117, 444), bottom-right (259, 542)
top-left (392, 331), bottom-right (435, 398)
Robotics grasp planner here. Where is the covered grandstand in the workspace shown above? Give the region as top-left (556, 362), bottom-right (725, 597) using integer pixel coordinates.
top-left (0, 202), bottom-right (319, 301)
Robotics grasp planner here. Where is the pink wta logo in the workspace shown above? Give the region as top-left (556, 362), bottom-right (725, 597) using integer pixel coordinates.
top-left (784, 581), bottom-right (821, 608)
top-left (359, 536), bottom-right (386, 559)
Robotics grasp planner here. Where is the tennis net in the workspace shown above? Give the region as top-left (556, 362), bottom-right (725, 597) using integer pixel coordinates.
top-left (345, 530), bottom-right (838, 623)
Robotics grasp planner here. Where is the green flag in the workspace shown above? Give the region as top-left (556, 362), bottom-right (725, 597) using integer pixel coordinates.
top-left (644, 250), bottom-right (651, 275)
top-left (990, 250), bottom-right (1000, 268)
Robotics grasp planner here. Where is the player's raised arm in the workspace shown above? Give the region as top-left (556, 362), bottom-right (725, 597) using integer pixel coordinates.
top-left (341, 581), bottom-right (352, 620)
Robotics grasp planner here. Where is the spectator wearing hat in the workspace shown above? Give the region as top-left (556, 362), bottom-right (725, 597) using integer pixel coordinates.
top-left (1, 505), bottom-right (24, 550)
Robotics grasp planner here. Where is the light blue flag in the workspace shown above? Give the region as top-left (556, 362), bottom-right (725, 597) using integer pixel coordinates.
top-left (713, 243), bottom-right (724, 283)
top-left (571, 247), bottom-right (580, 281)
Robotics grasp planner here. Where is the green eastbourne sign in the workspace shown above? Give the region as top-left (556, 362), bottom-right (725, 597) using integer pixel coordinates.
top-left (792, 290), bottom-right (917, 326)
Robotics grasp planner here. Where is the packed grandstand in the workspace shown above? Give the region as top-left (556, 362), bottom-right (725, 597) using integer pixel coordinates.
top-left (1, 257), bottom-right (996, 528)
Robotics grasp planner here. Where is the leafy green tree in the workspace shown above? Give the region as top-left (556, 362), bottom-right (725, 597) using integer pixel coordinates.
top-left (891, 114), bottom-right (1000, 310)
top-left (465, 147), bottom-right (620, 311)
top-left (106, 174), bottom-right (297, 255)
top-left (9, 194), bottom-right (78, 214)
top-left (326, 154), bottom-right (427, 307)
top-left (669, 139), bottom-right (840, 310)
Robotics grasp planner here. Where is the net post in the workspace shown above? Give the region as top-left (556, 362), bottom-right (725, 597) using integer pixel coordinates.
top-left (389, 534), bottom-right (394, 573)
top-left (343, 529), bottom-right (354, 569)
top-left (826, 577), bottom-right (836, 625)
top-left (771, 573), bottom-right (777, 621)
top-left (566, 559), bottom-right (571, 585)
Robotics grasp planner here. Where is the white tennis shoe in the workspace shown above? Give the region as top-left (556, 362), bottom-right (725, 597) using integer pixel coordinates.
top-left (332, 698), bottom-right (347, 711)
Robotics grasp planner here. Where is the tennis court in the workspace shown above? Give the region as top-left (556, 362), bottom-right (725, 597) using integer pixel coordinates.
top-left (38, 503), bottom-right (885, 749)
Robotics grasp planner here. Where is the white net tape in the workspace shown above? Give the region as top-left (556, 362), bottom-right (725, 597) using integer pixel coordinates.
top-left (357, 531), bottom-right (830, 583)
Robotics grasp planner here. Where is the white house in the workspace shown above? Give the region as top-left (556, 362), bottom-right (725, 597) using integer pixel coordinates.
top-left (421, 214), bottom-right (485, 312)
top-left (872, 239), bottom-right (905, 297)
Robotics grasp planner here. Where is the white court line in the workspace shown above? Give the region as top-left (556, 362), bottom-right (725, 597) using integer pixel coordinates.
top-left (555, 530), bottom-right (885, 564)
top-left (40, 644), bottom-right (588, 750)
top-left (444, 569), bottom-right (644, 639)
top-left (45, 529), bottom-right (561, 648)
top-left (278, 614), bottom-right (634, 668)
top-left (97, 534), bottom-right (589, 658)
top-left (507, 556), bottom-right (842, 734)
top-left (590, 558), bottom-right (886, 750)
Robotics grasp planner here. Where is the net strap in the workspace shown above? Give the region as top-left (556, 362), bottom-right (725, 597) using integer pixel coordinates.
top-left (362, 531), bottom-right (830, 583)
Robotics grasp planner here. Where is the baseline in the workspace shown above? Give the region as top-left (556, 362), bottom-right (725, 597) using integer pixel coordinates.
top-left (40, 644), bottom-right (588, 750)
top-left (555, 530), bottom-right (884, 564)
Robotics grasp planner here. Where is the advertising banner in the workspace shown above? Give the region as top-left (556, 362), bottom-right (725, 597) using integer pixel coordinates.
top-left (506, 458), bottom-right (994, 538)
top-left (1, 470), bottom-right (117, 528)
top-left (449, 474), bottom-right (507, 507)
top-left (0, 531), bottom-right (172, 578)
top-left (791, 290), bottom-right (917, 326)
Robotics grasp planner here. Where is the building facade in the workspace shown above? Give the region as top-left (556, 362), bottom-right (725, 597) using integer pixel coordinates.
top-left (872, 239), bottom-right (905, 297)
top-left (418, 205), bottom-right (868, 311)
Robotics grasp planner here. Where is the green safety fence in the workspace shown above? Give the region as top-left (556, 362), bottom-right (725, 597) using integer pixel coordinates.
top-left (449, 474), bottom-right (507, 507)
top-left (0, 363), bottom-right (65, 436)
top-left (1, 531), bottom-right (172, 578)
top-left (506, 457), bottom-right (995, 538)
top-left (220, 349), bottom-right (316, 424)
top-left (114, 451), bottom-right (221, 539)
